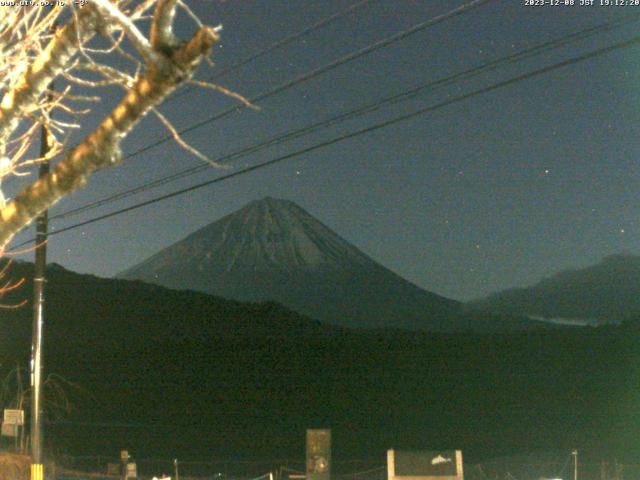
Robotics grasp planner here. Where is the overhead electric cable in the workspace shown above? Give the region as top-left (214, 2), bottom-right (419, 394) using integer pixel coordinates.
top-left (123, 0), bottom-right (492, 160)
top-left (167, 0), bottom-right (380, 104)
top-left (554, 454), bottom-right (574, 479)
top-left (51, 12), bottom-right (640, 221)
top-left (9, 33), bottom-right (638, 249)
top-left (214, 1), bottom-right (375, 78)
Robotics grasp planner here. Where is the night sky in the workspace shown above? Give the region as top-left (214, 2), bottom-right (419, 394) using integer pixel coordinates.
top-left (7, 0), bottom-right (640, 301)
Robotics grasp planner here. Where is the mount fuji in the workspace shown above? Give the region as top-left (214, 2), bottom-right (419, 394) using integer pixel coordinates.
top-left (119, 197), bottom-right (464, 330)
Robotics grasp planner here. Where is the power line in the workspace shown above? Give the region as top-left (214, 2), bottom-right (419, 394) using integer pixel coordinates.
top-left (11, 33), bottom-right (638, 248)
top-left (50, 12), bottom-right (640, 222)
top-left (167, 0), bottom-right (379, 104)
top-left (554, 453), bottom-right (574, 479)
top-left (50, 0), bottom-right (493, 221)
top-left (216, 0), bottom-right (375, 78)
top-left (123, 0), bottom-right (492, 161)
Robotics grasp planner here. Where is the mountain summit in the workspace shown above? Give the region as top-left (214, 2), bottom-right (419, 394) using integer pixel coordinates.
top-left (120, 197), bottom-right (462, 330)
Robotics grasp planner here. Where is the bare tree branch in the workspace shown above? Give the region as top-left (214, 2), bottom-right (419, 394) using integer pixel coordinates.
top-left (90, 0), bottom-right (159, 64)
top-left (150, 0), bottom-right (179, 50)
top-left (0, 18), bottom-right (220, 248)
top-left (0, 6), bottom-right (100, 150)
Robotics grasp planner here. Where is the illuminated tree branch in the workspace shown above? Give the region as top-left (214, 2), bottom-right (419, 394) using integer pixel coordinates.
top-left (0, 1), bottom-right (224, 249)
top-left (0, 6), bottom-right (99, 150)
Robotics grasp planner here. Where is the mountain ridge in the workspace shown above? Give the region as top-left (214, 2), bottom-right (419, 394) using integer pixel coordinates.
top-left (119, 197), bottom-right (463, 330)
top-left (467, 253), bottom-right (640, 323)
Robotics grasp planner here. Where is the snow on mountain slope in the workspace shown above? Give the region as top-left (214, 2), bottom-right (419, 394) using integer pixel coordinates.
top-left (120, 197), bottom-right (463, 330)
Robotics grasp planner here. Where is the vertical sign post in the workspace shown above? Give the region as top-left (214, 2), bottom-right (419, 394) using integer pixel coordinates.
top-left (306, 429), bottom-right (331, 480)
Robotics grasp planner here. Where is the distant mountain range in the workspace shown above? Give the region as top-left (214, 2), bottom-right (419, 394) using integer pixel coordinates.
top-left (119, 197), bottom-right (465, 330)
top-left (468, 254), bottom-right (640, 324)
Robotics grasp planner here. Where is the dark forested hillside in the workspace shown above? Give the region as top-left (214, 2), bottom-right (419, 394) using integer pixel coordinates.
top-left (0, 261), bottom-right (637, 465)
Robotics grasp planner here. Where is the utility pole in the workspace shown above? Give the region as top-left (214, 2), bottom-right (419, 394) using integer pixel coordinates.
top-left (30, 87), bottom-right (53, 480)
top-left (572, 450), bottom-right (578, 480)
top-left (174, 458), bottom-right (179, 480)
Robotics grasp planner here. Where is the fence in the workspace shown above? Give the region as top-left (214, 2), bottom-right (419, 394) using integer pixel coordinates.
top-left (55, 456), bottom-right (386, 480)
top-left (8, 453), bottom-right (640, 480)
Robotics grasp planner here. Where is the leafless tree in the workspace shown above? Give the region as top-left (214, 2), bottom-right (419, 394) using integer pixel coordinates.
top-left (0, 365), bottom-right (87, 453)
top-left (0, 0), bottom-right (240, 251)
